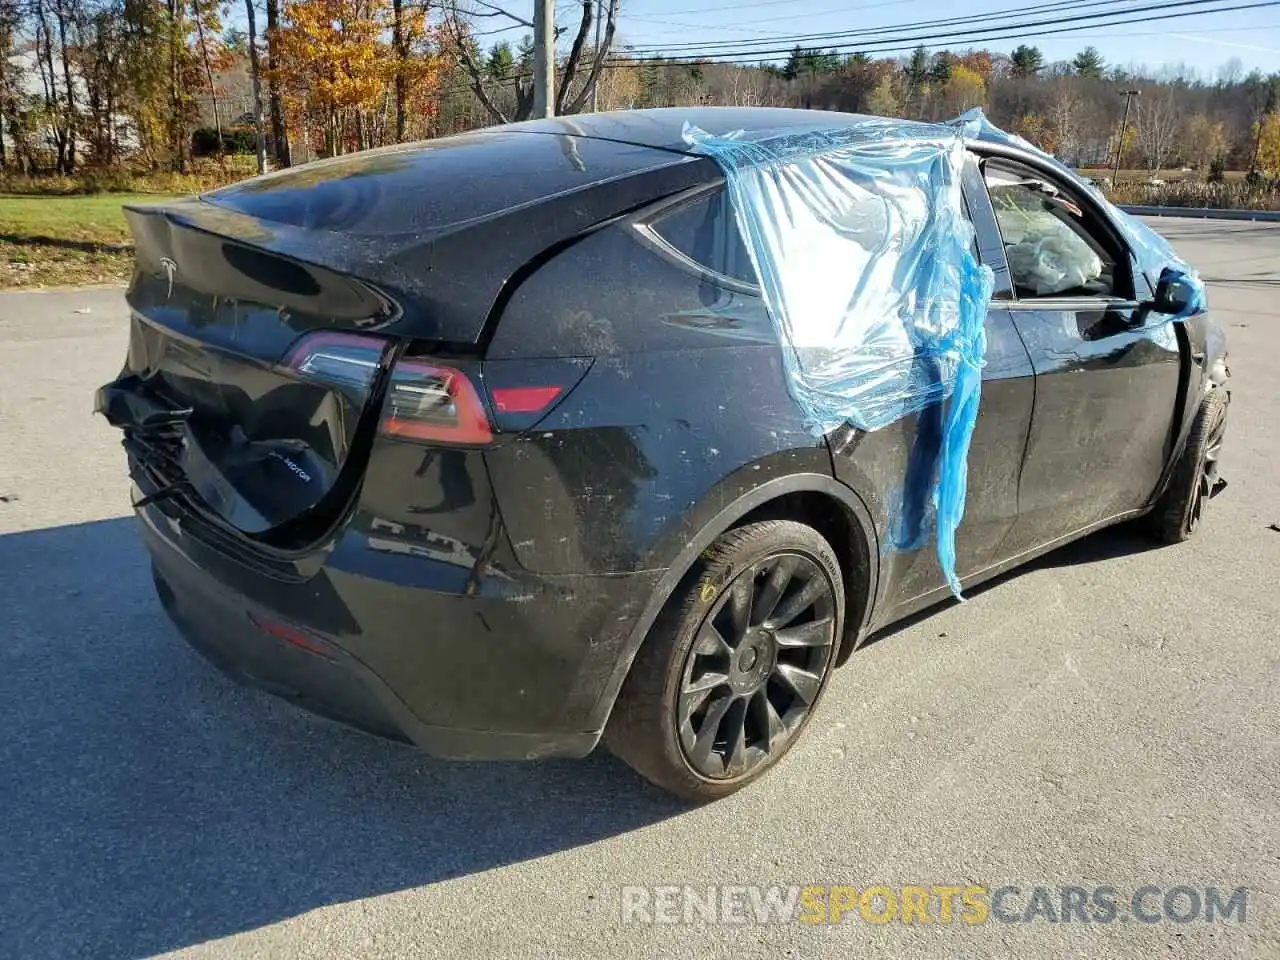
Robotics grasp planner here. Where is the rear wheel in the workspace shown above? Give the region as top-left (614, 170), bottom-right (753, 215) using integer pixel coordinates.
top-left (1148, 389), bottom-right (1228, 543)
top-left (605, 520), bottom-right (845, 801)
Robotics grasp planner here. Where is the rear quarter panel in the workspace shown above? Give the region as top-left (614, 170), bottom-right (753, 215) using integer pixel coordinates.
top-left (483, 221), bottom-right (829, 575)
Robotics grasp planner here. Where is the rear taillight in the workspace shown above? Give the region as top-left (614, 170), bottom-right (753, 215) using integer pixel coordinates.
top-left (378, 357), bottom-right (590, 446)
top-left (380, 360), bottom-right (493, 445)
top-left (282, 331), bottom-right (387, 396)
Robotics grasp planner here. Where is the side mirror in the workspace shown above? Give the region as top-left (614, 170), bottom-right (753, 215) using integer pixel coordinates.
top-left (1152, 268), bottom-right (1200, 317)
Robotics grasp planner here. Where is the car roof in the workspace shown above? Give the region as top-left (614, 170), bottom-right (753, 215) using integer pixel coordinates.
top-left (504, 107), bottom-right (936, 154)
top-left (204, 127), bottom-right (700, 236)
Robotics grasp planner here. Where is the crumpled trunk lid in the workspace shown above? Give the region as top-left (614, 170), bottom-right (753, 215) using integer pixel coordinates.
top-left (97, 204), bottom-right (396, 542)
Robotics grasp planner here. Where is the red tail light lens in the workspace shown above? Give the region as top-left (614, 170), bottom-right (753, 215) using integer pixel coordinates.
top-left (380, 360), bottom-right (493, 445)
top-left (248, 611), bottom-right (336, 661)
top-left (490, 385), bottom-right (563, 414)
top-left (282, 331), bottom-right (387, 396)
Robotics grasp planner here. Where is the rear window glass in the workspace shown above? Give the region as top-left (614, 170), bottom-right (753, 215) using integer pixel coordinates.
top-left (650, 189), bottom-right (757, 286)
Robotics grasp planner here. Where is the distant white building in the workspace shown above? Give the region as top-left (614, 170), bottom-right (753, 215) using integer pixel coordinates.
top-left (4, 46), bottom-right (139, 163)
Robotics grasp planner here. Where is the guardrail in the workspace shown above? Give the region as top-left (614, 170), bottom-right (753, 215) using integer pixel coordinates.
top-left (1119, 205), bottom-right (1280, 222)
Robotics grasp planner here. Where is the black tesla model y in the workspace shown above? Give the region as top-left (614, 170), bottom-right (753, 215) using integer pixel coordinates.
top-left (97, 108), bottom-right (1229, 800)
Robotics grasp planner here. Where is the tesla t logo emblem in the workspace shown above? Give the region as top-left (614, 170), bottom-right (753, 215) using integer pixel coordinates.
top-left (159, 257), bottom-right (178, 299)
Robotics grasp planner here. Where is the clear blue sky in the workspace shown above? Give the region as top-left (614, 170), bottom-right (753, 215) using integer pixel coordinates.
top-left (509, 0), bottom-right (1280, 79)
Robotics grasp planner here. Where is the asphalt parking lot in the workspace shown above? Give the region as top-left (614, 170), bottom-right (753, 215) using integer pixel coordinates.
top-left (1, 218), bottom-right (1277, 959)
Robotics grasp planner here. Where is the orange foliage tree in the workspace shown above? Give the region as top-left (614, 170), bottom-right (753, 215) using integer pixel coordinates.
top-left (274, 0), bottom-right (439, 158)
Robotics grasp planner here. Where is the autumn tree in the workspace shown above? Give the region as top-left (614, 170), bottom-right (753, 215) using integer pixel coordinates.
top-left (78, 1), bottom-right (129, 166)
top-left (936, 63), bottom-right (986, 116)
top-left (956, 50), bottom-right (993, 82)
top-left (1253, 111), bottom-right (1280, 179)
top-left (275, 0), bottom-right (437, 157)
top-left (866, 73), bottom-right (901, 117)
top-left (189, 0), bottom-right (232, 152)
top-left (244, 0), bottom-right (266, 172)
top-left (592, 56), bottom-right (640, 110)
top-left (275, 0), bottom-right (389, 155)
top-left (29, 0), bottom-right (80, 172)
top-left (265, 0), bottom-right (289, 165)
top-left (1182, 113), bottom-right (1229, 171)
top-left (0, 0), bottom-right (33, 170)
top-left (1013, 112), bottom-right (1055, 153)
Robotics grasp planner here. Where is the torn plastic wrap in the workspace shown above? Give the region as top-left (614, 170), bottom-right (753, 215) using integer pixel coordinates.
top-left (683, 118), bottom-right (994, 598)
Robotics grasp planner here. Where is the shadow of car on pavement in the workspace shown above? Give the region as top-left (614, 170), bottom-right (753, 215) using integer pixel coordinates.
top-left (0, 517), bottom-right (685, 958)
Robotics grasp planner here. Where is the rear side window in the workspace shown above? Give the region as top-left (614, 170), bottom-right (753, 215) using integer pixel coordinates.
top-left (649, 189), bottom-right (757, 286)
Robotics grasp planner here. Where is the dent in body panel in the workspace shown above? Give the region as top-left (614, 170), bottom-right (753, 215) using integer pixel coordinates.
top-left (485, 216), bottom-right (820, 575)
top-left (487, 345), bottom-right (821, 574)
top-left (314, 436), bottom-right (662, 733)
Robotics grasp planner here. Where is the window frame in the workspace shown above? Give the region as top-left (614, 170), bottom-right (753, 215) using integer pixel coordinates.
top-left (632, 182), bottom-right (762, 297)
top-left (967, 146), bottom-right (1141, 309)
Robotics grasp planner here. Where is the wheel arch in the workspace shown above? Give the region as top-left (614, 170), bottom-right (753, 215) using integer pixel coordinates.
top-left (589, 472), bottom-right (881, 730)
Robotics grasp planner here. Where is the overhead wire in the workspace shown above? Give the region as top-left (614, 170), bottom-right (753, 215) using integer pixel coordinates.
top-left (613, 0), bottom-right (1269, 60)
top-left (620, 0), bottom-right (1146, 52)
top-left (460, 0), bottom-right (1274, 89)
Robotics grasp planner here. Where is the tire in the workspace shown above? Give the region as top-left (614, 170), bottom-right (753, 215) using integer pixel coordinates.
top-left (605, 520), bottom-right (846, 801)
top-left (1148, 388), bottom-right (1229, 543)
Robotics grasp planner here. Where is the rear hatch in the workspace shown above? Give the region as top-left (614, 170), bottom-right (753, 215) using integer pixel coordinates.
top-left (96, 204), bottom-right (400, 541)
top-left (96, 129), bottom-right (707, 547)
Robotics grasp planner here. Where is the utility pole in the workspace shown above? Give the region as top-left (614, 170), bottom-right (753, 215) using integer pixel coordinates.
top-left (1112, 89), bottom-right (1139, 186)
top-left (590, 0), bottom-right (603, 112)
top-left (533, 0), bottom-right (555, 118)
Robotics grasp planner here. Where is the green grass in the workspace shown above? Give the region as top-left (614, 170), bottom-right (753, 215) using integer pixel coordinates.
top-left (0, 193), bottom-right (175, 289)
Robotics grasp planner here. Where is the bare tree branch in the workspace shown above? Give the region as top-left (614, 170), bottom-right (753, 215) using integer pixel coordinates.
top-left (555, 0), bottom-right (592, 115)
top-left (561, 0), bottom-right (617, 115)
top-left (462, 0), bottom-right (531, 28)
top-left (443, 10), bottom-right (510, 124)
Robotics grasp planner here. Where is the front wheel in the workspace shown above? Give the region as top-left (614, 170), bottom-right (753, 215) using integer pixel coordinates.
top-left (605, 520), bottom-right (845, 801)
top-left (1148, 388), bottom-right (1228, 543)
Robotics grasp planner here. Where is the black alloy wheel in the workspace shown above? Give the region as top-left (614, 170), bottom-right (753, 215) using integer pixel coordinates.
top-left (677, 553), bottom-right (837, 779)
top-left (1150, 389), bottom-right (1229, 543)
top-left (1187, 408), bottom-right (1227, 533)
top-left (606, 520), bottom-right (847, 801)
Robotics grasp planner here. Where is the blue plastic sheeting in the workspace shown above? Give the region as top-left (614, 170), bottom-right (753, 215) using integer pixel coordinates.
top-left (685, 110), bottom-right (1202, 600)
top-left (683, 117), bottom-right (994, 598)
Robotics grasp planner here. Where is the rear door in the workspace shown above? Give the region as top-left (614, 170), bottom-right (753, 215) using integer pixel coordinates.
top-left (856, 154), bottom-right (1036, 610)
top-left (975, 155), bottom-right (1182, 552)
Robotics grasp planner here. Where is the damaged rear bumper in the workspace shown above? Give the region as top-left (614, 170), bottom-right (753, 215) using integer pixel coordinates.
top-left (137, 492), bottom-right (659, 762)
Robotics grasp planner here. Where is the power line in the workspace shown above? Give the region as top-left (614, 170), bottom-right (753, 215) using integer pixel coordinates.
top-left (622, 0), bottom-right (922, 32)
top-left (454, 0), bottom-right (1277, 89)
top-left (631, 0), bottom-right (919, 16)
top-left (619, 0), bottom-right (1137, 51)
top-left (608, 0), bottom-right (1275, 62)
